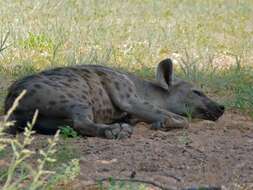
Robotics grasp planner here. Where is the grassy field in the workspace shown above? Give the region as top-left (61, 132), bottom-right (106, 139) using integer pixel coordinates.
top-left (0, 1), bottom-right (253, 189)
top-left (0, 0), bottom-right (253, 115)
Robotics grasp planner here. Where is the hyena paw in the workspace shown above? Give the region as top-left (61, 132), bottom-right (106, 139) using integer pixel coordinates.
top-left (104, 123), bottom-right (133, 139)
top-left (165, 115), bottom-right (189, 129)
top-left (151, 115), bottom-right (189, 131)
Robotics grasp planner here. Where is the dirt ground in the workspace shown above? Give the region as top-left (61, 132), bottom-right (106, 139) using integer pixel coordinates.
top-left (26, 110), bottom-right (252, 190)
top-left (1, 110), bottom-right (253, 190)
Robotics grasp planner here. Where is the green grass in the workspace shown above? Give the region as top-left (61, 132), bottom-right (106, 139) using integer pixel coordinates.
top-left (46, 140), bottom-right (80, 169)
top-left (0, 2), bottom-right (252, 188)
top-left (0, 92), bottom-right (80, 190)
top-left (0, 0), bottom-right (253, 115)
top-left (98, 178), bottom-right (148, 190)
top-left (59, 126), bottom-right (79, 139)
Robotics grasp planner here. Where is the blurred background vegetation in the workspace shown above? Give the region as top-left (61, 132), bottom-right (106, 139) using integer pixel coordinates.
top-left (0, 0), bottom-right (253, 114)
top-left (0, 1), bottom-right (252, 189)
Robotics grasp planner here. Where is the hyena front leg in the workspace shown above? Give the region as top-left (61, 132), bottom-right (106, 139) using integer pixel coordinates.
top-left (104, 81), bottom-right (188, 130)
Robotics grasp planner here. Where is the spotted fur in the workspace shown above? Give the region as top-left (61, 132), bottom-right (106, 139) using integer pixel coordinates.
top-left (4, 59), bottom-right (224, 139)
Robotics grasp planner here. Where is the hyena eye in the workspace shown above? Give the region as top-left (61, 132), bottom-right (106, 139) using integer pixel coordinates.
top-left (193, 90), bottom-right (204, 96)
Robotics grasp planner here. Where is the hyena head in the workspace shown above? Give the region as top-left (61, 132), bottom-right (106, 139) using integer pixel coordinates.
top-left (155, 58), bottom-right (225, 121)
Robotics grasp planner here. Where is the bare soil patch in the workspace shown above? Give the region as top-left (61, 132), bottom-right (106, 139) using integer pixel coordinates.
top-left (1, 110), bottom-right (253, 190)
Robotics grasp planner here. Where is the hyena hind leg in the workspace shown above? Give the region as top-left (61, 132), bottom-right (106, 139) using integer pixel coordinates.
top-left (69, 105), bottom-right (133, 139)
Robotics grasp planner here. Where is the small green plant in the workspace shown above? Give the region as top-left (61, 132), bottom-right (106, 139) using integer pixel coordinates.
top-left (19, 32), bottom-right (53, 52)
top-left (98, 177), bottom-right (147, 190)
top-left (178, 130), bottom-right (192, 146)
top-left (183, 104), bottom-right (194, 123)
top-left (44, 159), bottom-right (80, 190)
top-left (178, 105), bottom-right (192, 146)
top-left (0, 90), bottom-right (80, 190)
top-left (59, 126), bottom-right (78, 139)
top-left (0, 31), bottom-right (9, 53)
top-left (47, 141), bottom-right (80, 168)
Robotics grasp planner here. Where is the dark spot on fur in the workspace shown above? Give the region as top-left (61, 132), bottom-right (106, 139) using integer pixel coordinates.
top-left (106, 108), bottom-right (113, 114)
top-left (126, 93), bottom-right (130, 98)
top-left (99, 89), bottom-right (103, 96)
top-left (29, 89), bottom-right (37, 96)
top-left (103, 99), bottom-right (109, 105)
top-left (156, 110), bottom-right (162, 114)
top-left (77, 98), bottom-right (83, 103)
top-left (81, 73), bottom-right (90, 79)
top-left (81, 95), bottom-right (87, 99)
top-left (84, 69), bottom-right (91, 74)
top-left (114, 81), bottom-right (120, 90)
top-left (96, 72), bottom-right (102, 76)
top-left (97, 71), bottom-right (106, 77)
top-left (120, 94), bottom-right (125, 99)
top-left (101, 81), bottom-right (106, 86)
top-left (60, 82), bottom-right (71, 87)
top-left (59, 106), bottom-right (65, 111)
top-left (67, 93), bottom-right (74, 98)
top-left (49, 101), bottom-right (56, 105)
top-left (82, 89), bottom-right (88, 94)
top-left (70, 105), bottom-right (76, 109)
top-left (72, 78), bottom-right (79, 82)
top-left (52, 68), bottom-right (63, 72)
top-left (95, 109), bottom-right (100, 115)
top-left (60, 100), bottom-right (69, 103)
top-left (102, 110), bottom-right (108, 115)
top-left (60, 95), bottom-right (66, 99)
top-left (34, 84), bottom-right (42, 89)
top-left (72, 85), bottom-right (79, 89)
top-left (71, 67), bottom-right (78, 71)
top-left (67, 79), bottom-right (74, 83)
top-left (128, 87), bottom-right (133, 93)
top-left (47, 81), bottom-right (61, 88)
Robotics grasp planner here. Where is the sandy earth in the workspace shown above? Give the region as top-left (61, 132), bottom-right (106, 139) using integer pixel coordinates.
top-left (23, 110), bottom-right (253, 190)
top-left (0, 110), bottom-right (253, 190)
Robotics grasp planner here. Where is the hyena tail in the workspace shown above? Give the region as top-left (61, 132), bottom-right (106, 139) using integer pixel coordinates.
top-left (5, 112), bottom-right (72, 135)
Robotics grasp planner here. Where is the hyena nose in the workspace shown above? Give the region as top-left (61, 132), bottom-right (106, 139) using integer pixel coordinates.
top-left (219, 105), bottom-right (225, 112)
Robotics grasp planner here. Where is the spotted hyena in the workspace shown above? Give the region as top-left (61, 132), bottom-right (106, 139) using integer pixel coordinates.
top-left (4, 58), bottom-right (224, 139)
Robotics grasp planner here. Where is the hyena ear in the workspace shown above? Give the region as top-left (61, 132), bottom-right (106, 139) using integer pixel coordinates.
top-left (156, 58), bottom-right (173, 90)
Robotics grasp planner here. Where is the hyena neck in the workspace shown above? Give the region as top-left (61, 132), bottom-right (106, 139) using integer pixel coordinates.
top-left (130, 75), bottom-right (168, 109)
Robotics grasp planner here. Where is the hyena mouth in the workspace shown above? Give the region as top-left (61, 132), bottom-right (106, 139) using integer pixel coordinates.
top-left (195, 104), bottom-right (225, 121)
top-left (205, 105), bottom-right (225, 121)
